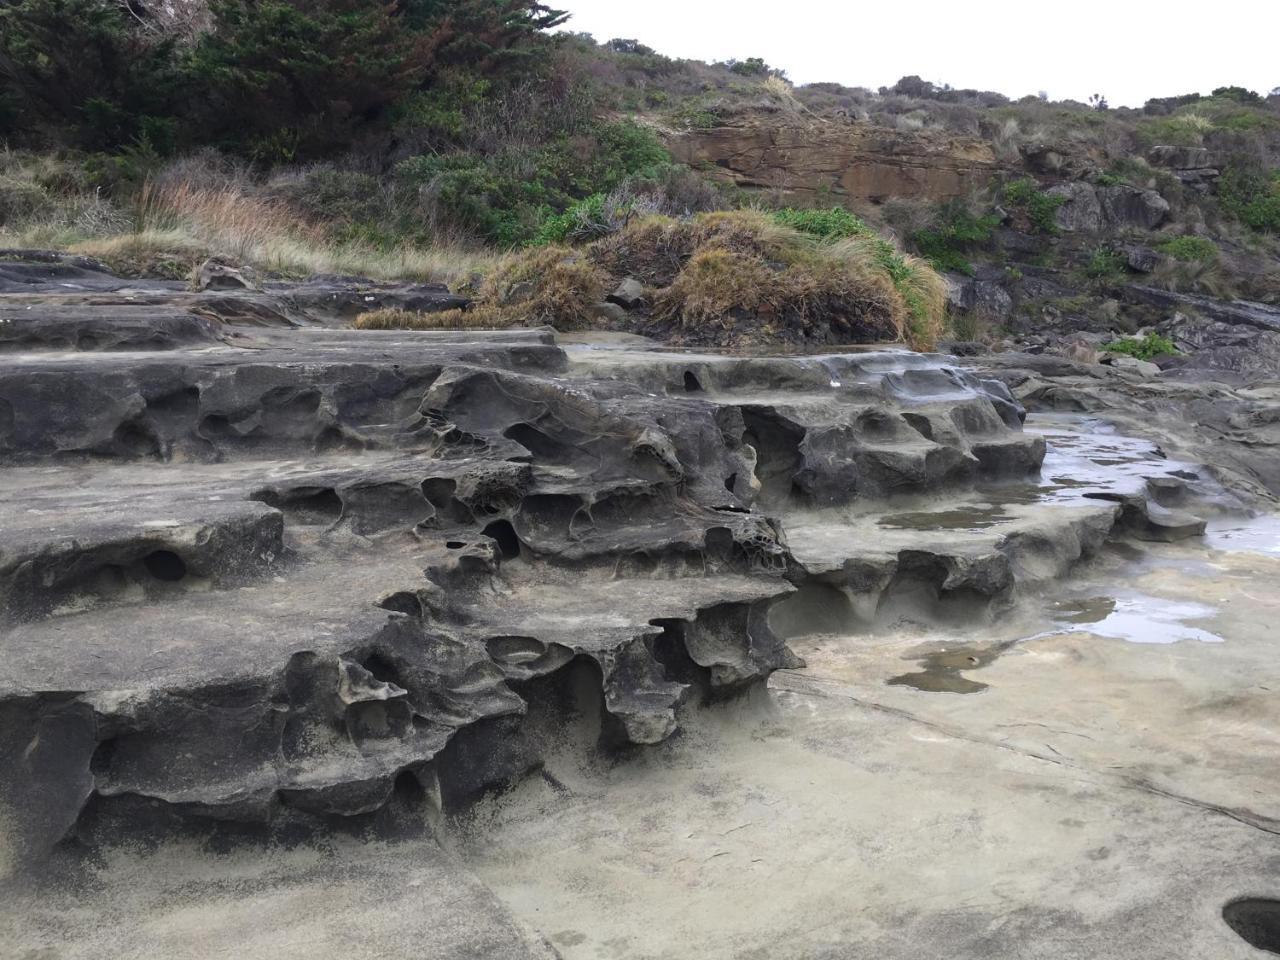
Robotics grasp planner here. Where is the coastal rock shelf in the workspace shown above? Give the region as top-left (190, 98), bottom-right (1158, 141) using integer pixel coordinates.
top-left (0, 258), bottom-right (1219, 876)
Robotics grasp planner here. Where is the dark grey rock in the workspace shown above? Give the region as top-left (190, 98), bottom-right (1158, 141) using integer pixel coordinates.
top-left (1048, 183), bottom-right (1169, 232)
top-left (607, 277), bottom-right (647, 309)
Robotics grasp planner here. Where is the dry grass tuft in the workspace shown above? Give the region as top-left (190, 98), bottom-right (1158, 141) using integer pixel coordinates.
top-left (472, 246), bottom-right (608, 329)
top-left (113, 180), bottom-right (498, 284)
top-left (655, 247), bottom-right (774, 329)
top-left (352, 246), bottom-right (607, 333)
top-left (0, 156), bottom-right (498, 286)
top-left (432, 208), bottom-right (944, 349)
top-left (352, 306), bottom-right (515, 330)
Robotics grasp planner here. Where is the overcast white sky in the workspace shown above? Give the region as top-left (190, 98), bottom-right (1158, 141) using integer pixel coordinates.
top-left (556, 0), bottom-right (1278, 107)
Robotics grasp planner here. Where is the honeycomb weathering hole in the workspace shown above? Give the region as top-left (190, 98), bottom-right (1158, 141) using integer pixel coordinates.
top-left (1224, 898), bottom-right (1280, 954)
top-left (143, 550), bottom-right (187, 582)
top-left (481, 520), bottom-right (521, 560)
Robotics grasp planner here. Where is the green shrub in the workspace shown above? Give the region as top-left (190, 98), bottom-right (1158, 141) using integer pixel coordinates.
top-left (910, 201), bottom-right (1001, 275)
top-left (772, 206), bottom-right (870, 240)
top-left (728, 57), bottom-right (770, 77)
top-left (1103, 333), bottom-right (1179, 361)
top-left (0, 176), bottom-right (53, 225)
top-left (1156, 236), bottom-right (1218, 262)
top-left (1002, 178), bottom-right (1065, 234)
top-left (1211, 86), bottom-right (1263, 104)
top-left (768, 207), bottom-right (943, 348)
top-left (1084, 246), bottom-right (1127, 281)
top-left (398, 120), bottom-right (670, 246)
top-left (1218, 164), bottom-right (1280, 234)
top-left (530, 194), bottom-right (611, 246)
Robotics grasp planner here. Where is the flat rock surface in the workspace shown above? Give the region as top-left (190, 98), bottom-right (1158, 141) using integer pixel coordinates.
top-left (3, 837), bottom-right (557, 960)
top-left (455, 527), bottom-right (1280, 959)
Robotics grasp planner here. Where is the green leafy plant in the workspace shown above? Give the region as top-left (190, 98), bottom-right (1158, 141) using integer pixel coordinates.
top-left (771, 206), bottom-right (870, 239)
top-left (910, 201), bottom-right (1000, 275)
top-left (1002, 178), bottom-right (1065, 234)
top-left (1084, 246), bottom-right (1127, 282)
top-left (1156, 236), bottom-right (1219, 262)
top-left (530, 193), bottom-right (613, 245)
top-left (768, 207), bottom-right (942, 348)
top-left (1218, 164), bottom-right (1280, 234)
top-left (1103, 333), bottom-right (1180, 361)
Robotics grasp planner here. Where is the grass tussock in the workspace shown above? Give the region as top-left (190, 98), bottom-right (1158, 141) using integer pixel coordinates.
top-left (351, 306), bottom-right (516, 330)
top-left (425, 209), bottom-right (946, 349)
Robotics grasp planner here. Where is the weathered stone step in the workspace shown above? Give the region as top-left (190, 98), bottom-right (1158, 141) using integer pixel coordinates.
top-left (0, 538), bottom-right (793, 865)
top-left (0, 499), bottom-right (283, 622)
top-left (0, 340), bottom-right (564, 462)
top-left (0, 304), bottom-right (227, 351)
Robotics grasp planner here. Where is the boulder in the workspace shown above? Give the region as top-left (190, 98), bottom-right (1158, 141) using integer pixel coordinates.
top-left (1048, 183), bottom-right (1169, 232)
top-left (1115, 243), bottom-right (1165, 273)
top-left (589, 301), bottom-right (629, 325)
top-left (1047, 182), bottom-right (1104, 232)
top-left (1147, 145), bottom-right (1214, 169)
top-left (1099, 185), bottom-right (1170, 231)
top-left (607, 278), bottom-right (647, 310)
top-left (1103, 354), bottom-right (1161, 377)
top-left (193, 259), bottom-right (260, 292)
top-left (950, 277), bottom-right (1013, 321)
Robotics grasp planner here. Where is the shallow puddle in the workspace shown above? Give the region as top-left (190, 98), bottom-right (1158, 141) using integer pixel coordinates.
top-left (886, 640), bottom-right (1016, 694)
top-left (1047, 594), bottom-right (1223, 644)
top-left (1205, 514), bottom-right (1280, 555)
top-left (886, 592), bottom-right (1224, 695)
top-left (878, 504), bottom-right (1009, 530)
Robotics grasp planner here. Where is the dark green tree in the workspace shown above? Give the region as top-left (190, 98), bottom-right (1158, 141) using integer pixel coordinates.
top-left (0, 0), bottom-right (184, 147)
top-left (184, 0), bottom-right (433, 158)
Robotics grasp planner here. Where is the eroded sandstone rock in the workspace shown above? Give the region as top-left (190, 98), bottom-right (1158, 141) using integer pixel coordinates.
top-left (0, 254), bottom-right (1237, 879)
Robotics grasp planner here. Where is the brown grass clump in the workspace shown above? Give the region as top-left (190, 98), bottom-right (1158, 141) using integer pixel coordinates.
top-left (478, 245), bottom-right (607, 329)
top-left (590, 209), bottom-right (802, 287)
top-left (655, 247), bottom-right (774, 329)
top-left (635, 210), bottom-right (929, 346)
top-left (651, 231), bottom-right (905, 344)
top-left (352, 246), bottom-right (608, 333)
top-left (343, 208), bottom-right (943, 350)
top-left (351, 306), bottom-right (516, 330)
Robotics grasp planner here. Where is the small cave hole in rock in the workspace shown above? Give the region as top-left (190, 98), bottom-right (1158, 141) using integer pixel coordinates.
top-left (724, 473), bottom-right (737, 492)
top-left (143, 550), bottom-right (187, 582)
top-left (362, 653), bottom-right (407, 690)
top-left (113, 419), bottom-right (161, 459)
top-left (445, 540), bottom-right (467, 549)
top-left (741, 409), bottom-right (805, 505)
top-left (769, 582), bottom-right (857, 639)
top-left (1223, 898), bottom-right (1280, 954)
top-left (89, 737), bottom-right (119, 777)
top-left (503, 422), bottom-right (569, 461)
top-left (481, 520), bottom-right (522, 560)
top-left (393, 769), bottom-right (426, 805)
top-left (378, 592), bottom-right (423, 618)
top-left (683, 371), bottom-right (703, 393)
top-left (252, 487), bottom-right (344, 525)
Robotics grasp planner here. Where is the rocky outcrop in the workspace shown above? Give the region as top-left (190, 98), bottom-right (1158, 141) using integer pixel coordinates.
top-left (1047, 182), bottom-right (1170, 233)
top-left (0, 254), bottom-right (1248, 886)
top-left (668, 118), bottom-right (1001, 203)
top-left (1147, 144), bottom-right (1221, 192)
top-left (0, 255), bottom-right (1068, 872)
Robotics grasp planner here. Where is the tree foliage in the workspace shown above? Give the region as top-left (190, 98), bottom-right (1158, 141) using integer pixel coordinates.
top-left (0, 0), bottom-right (567, 156)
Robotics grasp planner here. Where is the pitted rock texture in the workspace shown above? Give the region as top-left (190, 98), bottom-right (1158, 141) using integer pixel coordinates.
top-left (0, 257), bottom-right (1219, 876)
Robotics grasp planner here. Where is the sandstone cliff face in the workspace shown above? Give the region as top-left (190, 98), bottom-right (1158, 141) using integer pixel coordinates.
top-left (667, 119), bottom-right (1003, 204)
